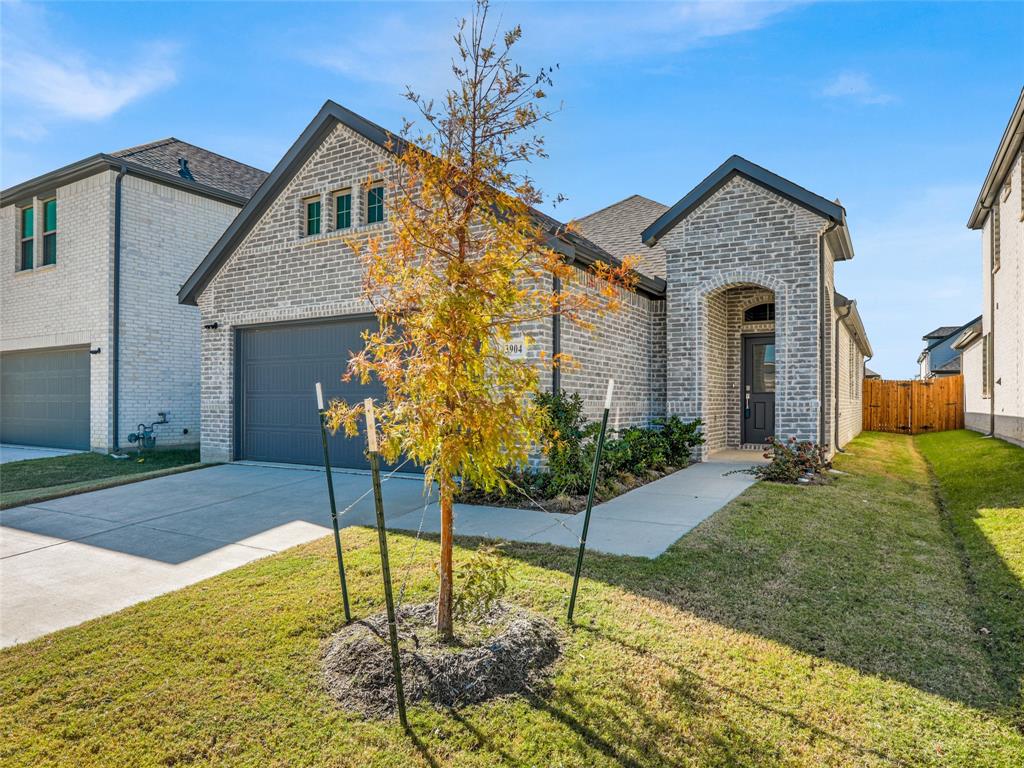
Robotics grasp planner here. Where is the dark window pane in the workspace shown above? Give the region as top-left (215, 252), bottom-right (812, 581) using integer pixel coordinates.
top-left (336, 193), bottom-right (351, 229)
top-left (43, 233), bottom-right (57, 265)
top-left (752, 343), bottom-right (776, 393)
top-left (744, 302), bottom-right (775, 323)
top-left (20, 239), bottom-right (33, 270)
top-left (306, 200), bottom-right (321, 235)
top-left (367, 186), bottom-right (384, 224)
top-left (21, 206), bottom-right (33, 237)
top-left (43, 199), bottom-right (57, 232)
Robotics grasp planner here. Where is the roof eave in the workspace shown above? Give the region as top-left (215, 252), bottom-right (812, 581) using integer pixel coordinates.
top-left (968, 86), bottom-right (1024, 230)
top-left (642, 155), bottom-right (846, 247)
top-left (839, 297), bottom-right (873, 358)
top-left (2, 153), bottom-right (250, 210)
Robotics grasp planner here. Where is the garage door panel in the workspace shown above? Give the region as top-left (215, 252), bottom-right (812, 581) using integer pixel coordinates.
top-left (238, 318), bottom-right (404, 470)
top-left (1, 347), bottom-right (90, 450)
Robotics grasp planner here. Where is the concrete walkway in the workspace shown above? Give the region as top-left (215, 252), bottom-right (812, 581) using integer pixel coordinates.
top-left (1, 444), bottom-right (83, 464)
top-left (0, 455), bottom-right (760, 647)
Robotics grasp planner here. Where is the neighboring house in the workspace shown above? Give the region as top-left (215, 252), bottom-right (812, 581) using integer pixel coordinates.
top-left (1, 140), bottom-right (266, 452)
top-left (917, 320), bottom-right (980, 379)
top-left (958, 88), bottom-right (1024, 446)
top-left (864, 367), bottom-right (881, 380)
top-left (178, 101), bottom-right (871, 468)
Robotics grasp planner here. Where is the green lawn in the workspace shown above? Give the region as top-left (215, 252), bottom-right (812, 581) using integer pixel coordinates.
top-left (1, 432), bottom-right (1021, 766)
top-left (915, 429), bottom-right (1024, 715)
top-left (0, 449), bottom-right (203, 509)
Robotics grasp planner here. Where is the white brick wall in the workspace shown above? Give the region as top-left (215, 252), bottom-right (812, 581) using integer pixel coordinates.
top-left (2, 171), bottom-right (116, 450)
top-left (2, 169), bottom-right (240, 452)
top-left (835, 320), bottom-right (864, 448)
top-left (117, 174), bottom-right (240, 449)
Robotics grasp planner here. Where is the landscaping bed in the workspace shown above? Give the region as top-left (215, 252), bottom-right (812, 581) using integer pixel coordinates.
top-left (0, 449), bottom-right (204, 509)
top-left (1, 432), bottom-right (1020, 766)
top-left (456, 391), bottom-right (703, 512)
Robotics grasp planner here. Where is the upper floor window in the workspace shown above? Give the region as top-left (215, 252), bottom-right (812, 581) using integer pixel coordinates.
top-left (42, 199), bottom-right (57, 266)
top-left (366, 184), bottom-right (385, 224)
top-left (335, 190), bottom-right (352, 230)
top-left (19, 206), bottom-right (33, 271)
top-left (744, 302), bottom-right (775, 323)
top-left (305, 197), bottom-right (321, 236)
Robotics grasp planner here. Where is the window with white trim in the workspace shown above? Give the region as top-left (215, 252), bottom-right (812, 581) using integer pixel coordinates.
top-left (18, 205), bottom-right (33, 271)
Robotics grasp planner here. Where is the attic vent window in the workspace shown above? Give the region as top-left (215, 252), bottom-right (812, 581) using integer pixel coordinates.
top-left (178, 158), bottom-right (195, 181)
top-left (744, 302), bottom-right (775, 323)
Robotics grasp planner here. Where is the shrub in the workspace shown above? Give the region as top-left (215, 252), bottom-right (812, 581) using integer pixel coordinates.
top-left (652, 416), bottom-right (704, 466)
top-left (454, 543), bottom-right (512, 622)
top-left (755, 436), bottom-right (831, 483)
top-left (535, 390), bottom-right (589, 495)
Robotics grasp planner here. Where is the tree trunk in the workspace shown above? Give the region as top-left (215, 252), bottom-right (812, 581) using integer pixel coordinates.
top-left (436, 475), bottom-right (455, 641)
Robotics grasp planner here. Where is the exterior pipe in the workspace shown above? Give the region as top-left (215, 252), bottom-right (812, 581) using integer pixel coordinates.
top-left (833, 300), bottom-right (854, 450)
top-left (988, 207), bottom-right (996, 437)
top-left (112, 165), bottom-right (127, 451)
top-left (818, 221), bottom-right (839, 450)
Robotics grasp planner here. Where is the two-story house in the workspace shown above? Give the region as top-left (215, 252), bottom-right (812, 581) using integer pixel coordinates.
top-left (917, 318), bottom-right (981, 379)
top-left (1, 140), bottom-right (266, 452)
top-left (957, 88), bottom-right (1024, 446)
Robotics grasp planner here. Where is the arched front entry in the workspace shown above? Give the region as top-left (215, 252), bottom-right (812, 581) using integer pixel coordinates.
top-left (696, 273), bottom-right (788, 455)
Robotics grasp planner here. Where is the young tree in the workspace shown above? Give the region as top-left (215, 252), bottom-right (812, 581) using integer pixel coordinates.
top-left (327, 0), bottom-right (635, 640)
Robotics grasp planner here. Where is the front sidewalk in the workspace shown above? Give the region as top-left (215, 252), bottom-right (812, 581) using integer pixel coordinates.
top-left (0, 456), bottom-right (759, 646)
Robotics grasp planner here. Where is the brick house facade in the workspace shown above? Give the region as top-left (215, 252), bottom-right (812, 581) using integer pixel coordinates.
top-left (180, 101), bottom-right (871, 467)
top-left (1, 141), bottom-right (265, 452)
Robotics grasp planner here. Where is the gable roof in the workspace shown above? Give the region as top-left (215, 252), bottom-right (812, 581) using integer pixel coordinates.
top-left (2, 139), bottom-right (266, 209)
top-left (968, 86), bottom-right (1024, 230)
top-left (640, 155), bottom-right (852, 260)
top-left (178, 100), bottom-right (666, 306)
top-left (111, 138), bottom-right (267, 199)
top-left (922, 325), bottom-right (963, 341)
top-left (576, 195), bottom-right (669, 280)
top-left (923, 315), bottom-right (983, 352)
top-left (951, 317), bottom-right (983, 351)
top-left (833, 291), bottom-right (873, 358)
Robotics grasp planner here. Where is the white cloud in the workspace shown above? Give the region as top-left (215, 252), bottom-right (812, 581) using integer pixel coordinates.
top-left (302, 1), bottom-right (801, 94)
top-left (1, 3), bottom-right (178, 124)
top-left (821, 71), bottom-right (896, 105)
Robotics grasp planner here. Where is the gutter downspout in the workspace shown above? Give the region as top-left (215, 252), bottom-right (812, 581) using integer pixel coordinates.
top-left (818, 221), bottom-right (839, 450)
top-left (552, 274), bottom-right (562, 393)
top-left (988, 210), bottom-right (996, 437)
top-left (833, 300), bottom-right (854, 451)
top-left (112, 165), bottom-right (127, 452)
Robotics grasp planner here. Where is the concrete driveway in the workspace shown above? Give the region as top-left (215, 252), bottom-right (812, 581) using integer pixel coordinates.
top-left (1, 456), bottom-right (758, 647)
top-left (1, 443), bottom-right (83, 464)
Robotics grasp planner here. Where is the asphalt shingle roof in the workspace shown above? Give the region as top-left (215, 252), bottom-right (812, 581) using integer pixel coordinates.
top-left (922, 325), bottom-right (962, 340)
top-left (111, 138), bottom-right (267, 199)
top-left (576, 194), bottom-right (669, 280)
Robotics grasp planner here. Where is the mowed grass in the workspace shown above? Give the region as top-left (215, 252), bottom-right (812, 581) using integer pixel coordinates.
top-left (0, 449), bottom-right (203, 508)
top-left (1, 433), bottom-right (1021, 766)
top-left (915, 429), bottom-right (1024, 715)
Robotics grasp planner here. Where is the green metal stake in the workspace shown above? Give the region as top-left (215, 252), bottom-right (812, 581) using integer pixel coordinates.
top-left (365, 398), bottom-right (409, 732)
top-left (317, 382), bottom-right (351, 623)
top-left (568, 378), bottom-right (614, 624)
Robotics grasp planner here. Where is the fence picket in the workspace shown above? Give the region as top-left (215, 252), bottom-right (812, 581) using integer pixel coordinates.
top-left (862, 375), bottom-right (963, 435)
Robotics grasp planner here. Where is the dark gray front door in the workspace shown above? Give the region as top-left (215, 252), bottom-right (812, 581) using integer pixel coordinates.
top-left (1, 347), bottom-right (90, 449)
top-left (742, 334), bottom-right (775, 444)
top-left (237, 317), bottom-right (404, 469)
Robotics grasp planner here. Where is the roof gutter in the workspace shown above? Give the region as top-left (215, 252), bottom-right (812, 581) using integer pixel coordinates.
top-left (968, 87), bottom-right (1024, 230)
top-left (2, 154), bottom-right (249, 210)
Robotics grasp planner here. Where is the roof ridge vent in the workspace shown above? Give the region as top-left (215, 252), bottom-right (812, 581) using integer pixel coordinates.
top-left (178, 158), bottom-right (195, 181)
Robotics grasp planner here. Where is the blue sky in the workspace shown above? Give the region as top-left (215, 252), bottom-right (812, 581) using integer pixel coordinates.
top-left (2, 1), bottom-right (1021, 377)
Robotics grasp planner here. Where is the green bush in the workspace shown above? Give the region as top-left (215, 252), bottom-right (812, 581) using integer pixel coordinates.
top-left (755, 436), bottom-right (831, 483)
top-left (535, 390), bottom-right (589, 495)
top-left (652, 416), bottom-right (704, 465)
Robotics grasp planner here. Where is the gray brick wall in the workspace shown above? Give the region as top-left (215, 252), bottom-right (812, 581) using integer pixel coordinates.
top-left (657, 175), bottom-right (829, 457)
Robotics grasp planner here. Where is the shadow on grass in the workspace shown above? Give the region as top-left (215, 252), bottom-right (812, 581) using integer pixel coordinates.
top-left (414, 434), bottom-right (1024, 721)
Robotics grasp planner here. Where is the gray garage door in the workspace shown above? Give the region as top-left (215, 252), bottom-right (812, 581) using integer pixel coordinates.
top-left (238, 317), bottom-right (407, 470)
top-left (1, 347), bottom-right (90, 449)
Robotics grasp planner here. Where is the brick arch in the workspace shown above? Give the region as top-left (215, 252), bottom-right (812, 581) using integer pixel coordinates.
top-left (693, 273), bottom-right (790, 455)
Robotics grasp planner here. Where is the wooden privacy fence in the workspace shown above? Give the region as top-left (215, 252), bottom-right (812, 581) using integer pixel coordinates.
top-left (862, 375), bottom-right (964, 435)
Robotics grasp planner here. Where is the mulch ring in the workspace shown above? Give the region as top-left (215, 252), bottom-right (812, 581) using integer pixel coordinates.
top-left (322, 602), bottom-right (561, 719)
